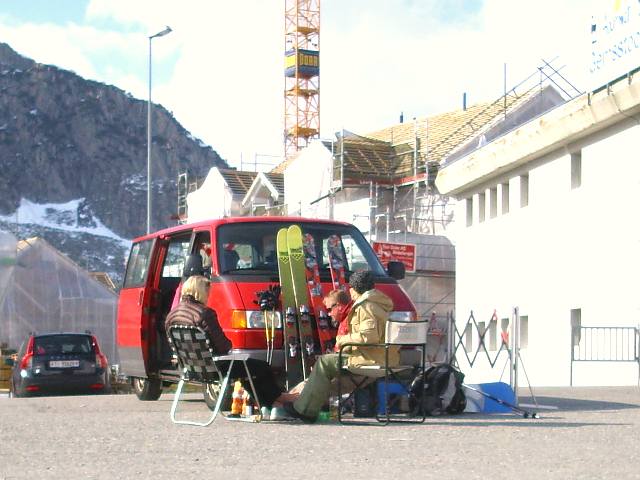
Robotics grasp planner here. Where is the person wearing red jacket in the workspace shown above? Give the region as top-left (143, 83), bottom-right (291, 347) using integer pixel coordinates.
top-left (322, 289), bottom-right (353, 351)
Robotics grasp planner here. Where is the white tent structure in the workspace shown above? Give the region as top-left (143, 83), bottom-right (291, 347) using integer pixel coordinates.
top-left (0, 235), bottom-right (118, 363)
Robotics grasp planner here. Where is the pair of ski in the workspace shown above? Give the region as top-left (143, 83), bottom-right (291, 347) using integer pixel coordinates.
top-left (276, 225), bottom-right (348, 389)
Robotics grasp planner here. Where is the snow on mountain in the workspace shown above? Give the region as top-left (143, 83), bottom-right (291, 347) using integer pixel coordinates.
top-left (0, 198), bottom-right (131, 249)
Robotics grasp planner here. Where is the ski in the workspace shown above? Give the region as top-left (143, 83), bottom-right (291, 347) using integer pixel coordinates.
top-left (302, 232), bottom-right (336, 353)
top-left (287, 225), bottom-right (315, 378)
top-left (327, 234), bottom-right (349, 292)
top-left (276, 227), bottom-right (303, 389)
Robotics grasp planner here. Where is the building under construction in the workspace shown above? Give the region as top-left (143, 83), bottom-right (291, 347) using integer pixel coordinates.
top-left (176, 60), bottom-right (580, 320)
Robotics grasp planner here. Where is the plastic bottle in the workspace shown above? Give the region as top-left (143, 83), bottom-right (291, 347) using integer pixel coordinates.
top-left (329, 395), bottom-right (339, 420)
top-left (242, 393), bottom-right (252, 416)
top-left (230, 380), bottom-right (244, 416)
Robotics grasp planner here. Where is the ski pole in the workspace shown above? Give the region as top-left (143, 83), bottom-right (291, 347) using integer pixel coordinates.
top-left (269, 308), bottom-right (275, 364)
top-left (264, 312), bottom-right (272, 365)
top-left (462, 383), bottom-right (540, 419)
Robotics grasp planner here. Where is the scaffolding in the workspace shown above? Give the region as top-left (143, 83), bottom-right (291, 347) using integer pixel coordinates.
top-left (329, 125), bottom-right (449, 239)
top-left (284, 0), bottom-right (320, 161)
top-left (327, 59), bottom-right (583, 239)
top-left (176, 172), bottom-right (202, 224)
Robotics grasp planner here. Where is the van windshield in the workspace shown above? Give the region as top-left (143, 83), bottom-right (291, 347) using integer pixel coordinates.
top-left (215, 222), bottom-right (386, 278)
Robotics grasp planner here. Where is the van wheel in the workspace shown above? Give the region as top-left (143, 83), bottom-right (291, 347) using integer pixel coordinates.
top-left (132, 377), bottom-right (162, 401)
top-left (203, 382), bottom-right (221, 411)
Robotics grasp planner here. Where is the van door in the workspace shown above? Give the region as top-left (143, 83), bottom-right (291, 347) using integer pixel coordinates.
top-left (116, 238), bottom-right (165, 378)
top-left (152, 232), bottom-right (194, 370)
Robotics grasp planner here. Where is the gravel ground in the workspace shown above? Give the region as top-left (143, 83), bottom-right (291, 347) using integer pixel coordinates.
top-left (0, 386), bottom-right (639, 480)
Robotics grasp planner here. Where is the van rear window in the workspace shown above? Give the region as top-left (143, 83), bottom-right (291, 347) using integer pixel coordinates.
top-left (123, 240), bottom-right (153, 288)
top-left (216, 222), bottom-right (385, 277)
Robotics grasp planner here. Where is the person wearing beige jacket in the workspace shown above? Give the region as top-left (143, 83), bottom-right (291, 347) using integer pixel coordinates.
top-left (284, 270), bottom-right (395, 422)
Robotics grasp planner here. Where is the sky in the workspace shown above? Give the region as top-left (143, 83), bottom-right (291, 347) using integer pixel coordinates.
top-left (0, 0), bottom-right (598, 170)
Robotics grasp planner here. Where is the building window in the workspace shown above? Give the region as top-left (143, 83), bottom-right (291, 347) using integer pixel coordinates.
top-left (489, 316), bottom-right (497, 351)
top-left (464, 324), bottom-right (472, 351)
top-left (501, 182), bottom-right (510, 214)
top-left (520, 174), bottom-right (529, 208)
top-left (478, 192), bottom-right (486, 223)
top-left (571, 151), bottom-right (582, 189)
top-left (466, 197), bottom-right (473, 227)
top-left (519, 315), bottom-right (528, 349)
top-left (501, 317), bottom-right (509, 346)
top-left (490, 187), bottom-right (498, 218)
top-left (478, 321), bottom-right (486, 349)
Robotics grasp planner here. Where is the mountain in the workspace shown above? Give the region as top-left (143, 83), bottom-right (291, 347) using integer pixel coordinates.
top-left (0, 43), bottom-right (228, 286)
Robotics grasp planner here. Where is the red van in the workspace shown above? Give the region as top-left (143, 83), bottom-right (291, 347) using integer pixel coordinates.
top-left (116, 217), bottom-right (416, 404)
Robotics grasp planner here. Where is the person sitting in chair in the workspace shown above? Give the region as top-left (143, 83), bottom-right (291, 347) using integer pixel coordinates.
top-left (170, 253), bottom-right (206, 311)
top-left (283, 270), bottom-right (396, 422)
top-left (165, 275), bottom-right (293, 408)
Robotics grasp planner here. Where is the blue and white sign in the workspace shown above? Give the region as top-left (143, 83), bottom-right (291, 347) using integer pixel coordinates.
top-left (590, 0), bottom-right (640, 91)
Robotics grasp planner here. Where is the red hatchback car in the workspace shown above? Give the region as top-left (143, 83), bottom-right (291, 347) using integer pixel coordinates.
top-left (9, 332), bottom-right (110, 397)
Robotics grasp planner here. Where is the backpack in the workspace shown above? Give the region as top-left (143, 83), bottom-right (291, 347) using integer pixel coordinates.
top-left (409, 364), bottom-right (466, 416)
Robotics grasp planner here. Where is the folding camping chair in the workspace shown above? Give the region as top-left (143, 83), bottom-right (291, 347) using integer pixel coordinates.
top-left (337, 318), bottom-right (429, 424)
top-left (167, 324), bottom-right (261, 427)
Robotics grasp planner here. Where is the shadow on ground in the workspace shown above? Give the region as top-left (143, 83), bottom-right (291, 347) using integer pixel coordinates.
top-left (518, 395), bottom-right (639, 412)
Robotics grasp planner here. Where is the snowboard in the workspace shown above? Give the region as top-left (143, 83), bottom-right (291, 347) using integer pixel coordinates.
top-left (276, 227), bottom-right (304, 389)
top-left (302, 232), bottom-right (336, 353)
top-left (463, 382), bottom-right (516, 414)
top-left (287, 225), bottom-right (315, 378)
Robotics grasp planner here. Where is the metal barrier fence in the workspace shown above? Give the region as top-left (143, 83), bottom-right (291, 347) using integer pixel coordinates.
top-left (448, 308), bottom-right (528, 400)
top-left (570, 326), bottom-right (640, 385)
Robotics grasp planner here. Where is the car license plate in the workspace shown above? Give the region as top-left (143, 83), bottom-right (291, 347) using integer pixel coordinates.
top-left (49, 360), bottom-right (80, 368)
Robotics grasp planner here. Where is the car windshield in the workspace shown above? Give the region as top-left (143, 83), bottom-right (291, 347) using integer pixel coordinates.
top-left (215, 221), bottom-right (386, 278)
top-left (34, 335), bottom-right (93, 356)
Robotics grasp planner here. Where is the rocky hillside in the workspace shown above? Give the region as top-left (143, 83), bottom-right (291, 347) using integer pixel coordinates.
top-left (0, 43), bottom-right (228, 285)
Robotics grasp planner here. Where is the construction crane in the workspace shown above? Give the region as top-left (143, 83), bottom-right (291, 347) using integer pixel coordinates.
top-left (284, 0), bottom-right (320, 160)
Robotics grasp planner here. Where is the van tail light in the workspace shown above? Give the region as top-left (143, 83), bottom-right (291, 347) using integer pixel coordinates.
top-left (89, 383), bottom-right (105, 390)
top-left (91, 335), bottom-right (108, 369)
top-left (26, 385), bottom-right (40, 392)
top-left (20, 336), bottom-right (35, 369)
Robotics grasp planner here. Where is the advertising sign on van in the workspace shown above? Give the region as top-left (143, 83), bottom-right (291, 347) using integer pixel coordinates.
top-left (372, 241), bottom-right (416, 273)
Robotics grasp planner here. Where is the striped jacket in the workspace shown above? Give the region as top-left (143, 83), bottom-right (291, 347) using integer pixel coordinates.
top-left (165, 295), bottom-right (232, 354)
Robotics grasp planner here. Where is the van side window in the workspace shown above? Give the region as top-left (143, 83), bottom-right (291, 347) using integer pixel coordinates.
top-left (123, 240), bottom-right (153, 288)
top-left (340, 234), bottom-right (369, 272)
top-left (162, 237), bottom-right (191, 278)
top-left (193, 231), bottom-right (212, 277)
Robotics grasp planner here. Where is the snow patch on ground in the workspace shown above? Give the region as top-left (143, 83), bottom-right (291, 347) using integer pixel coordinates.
top-left (0, 198), bottom-right (131, 248)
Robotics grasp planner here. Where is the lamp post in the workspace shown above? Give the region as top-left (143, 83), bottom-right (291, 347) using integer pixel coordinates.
top-left (147, 25), bottom-right (172, 234)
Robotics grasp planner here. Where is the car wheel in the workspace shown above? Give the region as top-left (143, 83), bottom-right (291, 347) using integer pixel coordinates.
top-left (203, 382), bottom-right (221, 411)
top-left (131, 377), bottom-right (162, 401)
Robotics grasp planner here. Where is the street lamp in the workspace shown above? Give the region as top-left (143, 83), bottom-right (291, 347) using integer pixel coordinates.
top-left (147, 25), bottom-right (173, 234)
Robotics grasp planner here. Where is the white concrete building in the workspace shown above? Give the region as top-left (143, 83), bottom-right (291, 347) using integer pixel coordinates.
top-left (437, 74), bottom-right (640, 386)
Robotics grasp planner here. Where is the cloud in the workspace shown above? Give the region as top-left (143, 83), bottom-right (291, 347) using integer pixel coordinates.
top-left (0, 0), bottom-right (600, 168)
